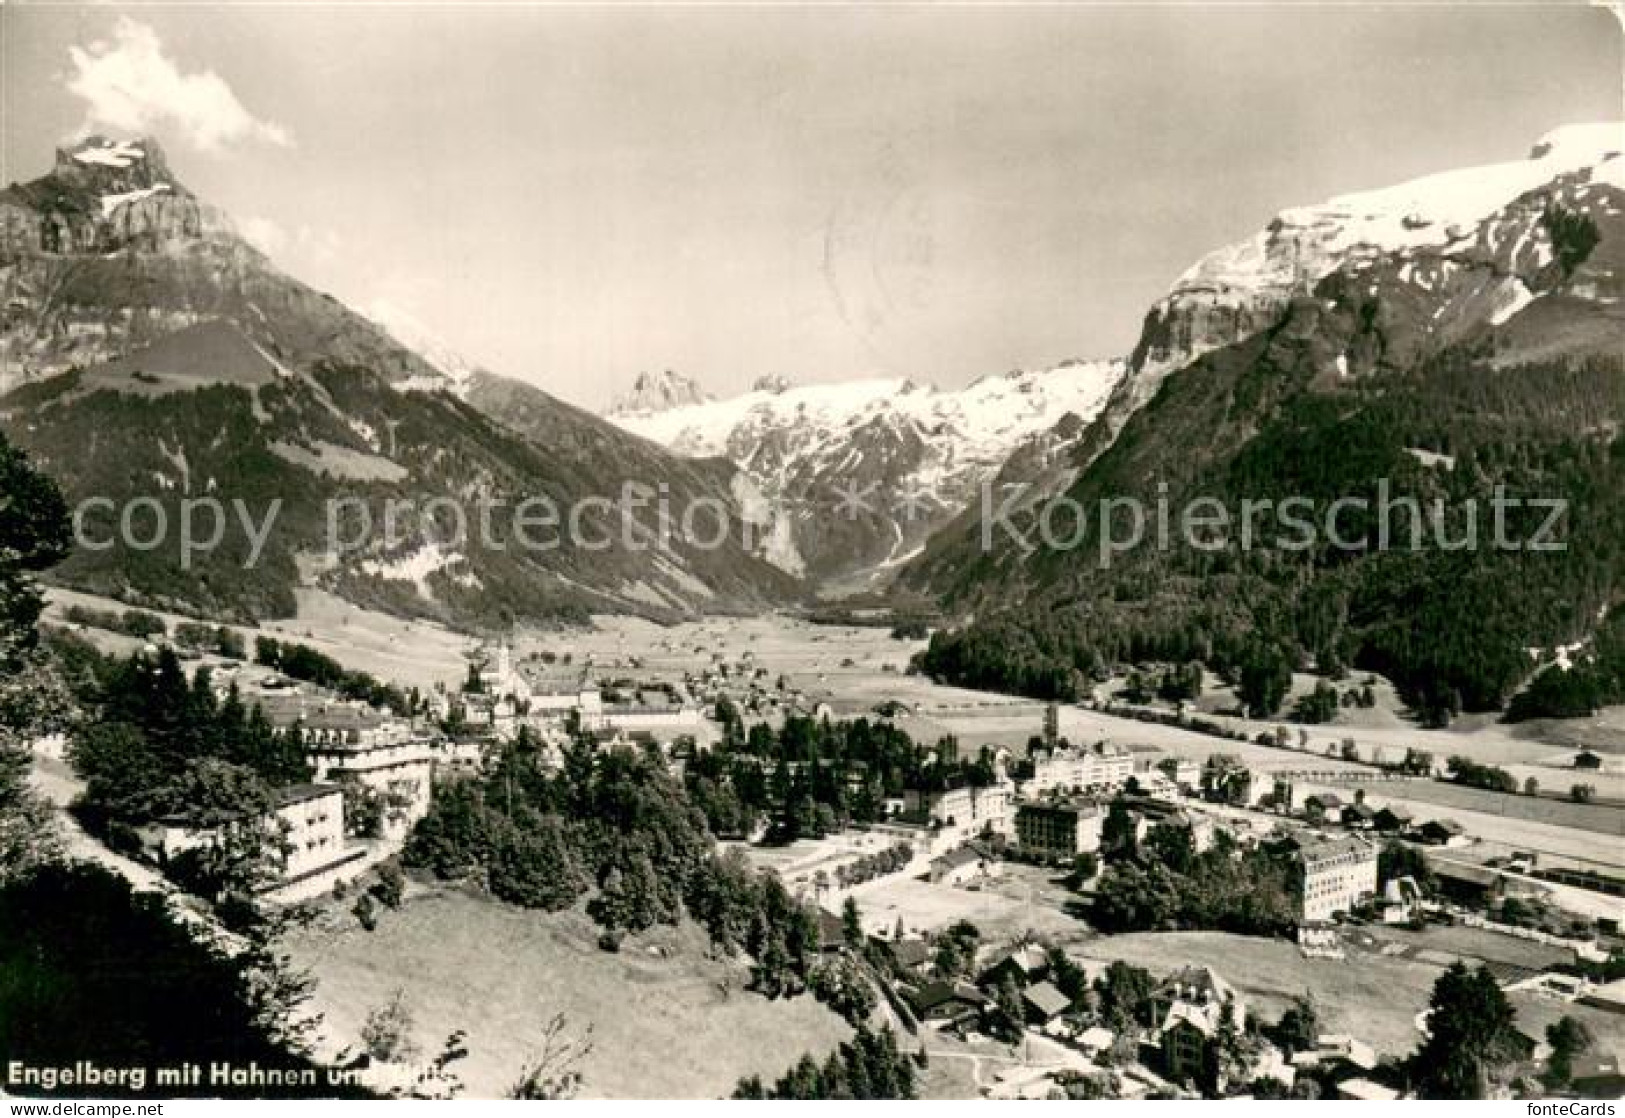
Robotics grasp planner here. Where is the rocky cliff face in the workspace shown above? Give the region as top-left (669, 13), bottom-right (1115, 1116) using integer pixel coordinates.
top-left (1080, 123), bottom-right (1625, 454)
top-left (0, 135), bottom-right (440, 395)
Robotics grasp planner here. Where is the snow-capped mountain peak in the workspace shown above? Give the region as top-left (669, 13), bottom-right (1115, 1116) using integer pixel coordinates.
top-left (1113, 121), bottom-right (1625, 430)
top-left (606, 359), bottom-right (1125, 582)
top-left (609, 369), bottom-right (713, 416)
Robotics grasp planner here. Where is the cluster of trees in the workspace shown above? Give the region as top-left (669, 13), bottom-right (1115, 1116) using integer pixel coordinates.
top-left (1091, 811), bottom-right (1297, 937)
top-left (913, 617), bottom-right (1089, 701)
top-left (1407, 962), bottom-right (1527, 1098)
top-left (1505, 609), bottom-right (1625, 723)
top-left (1291, 680), bottom-right (1339, 724)
top-left (69, 649), bottom-right (310, 824)
top-left (1445, 755), bottom-right (1519, 795)
top-left (62, 604), bottom-right (167, 640)
top-left (1118, 661), bottom-right (1204, 706)
top-left (732, 1026), bottom-right (916, 1099)
top-left (829, 841), bottom-right (913, 889)
top-left (1378, 839), bottom-right (1435, 893)
top-left (1236, 644), bottom-right (1293, 718)
top-left (173, 620), bottom-right (247, 659)
top-left (688, 709), bottom-right (993, 842)
top-left (402, 730), bottom-right (840, 998)
top-left (254, 636), bottom-right (415, 713)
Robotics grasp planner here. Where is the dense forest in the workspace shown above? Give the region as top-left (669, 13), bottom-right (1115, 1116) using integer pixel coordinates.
top-left (914, 348), bottom-right (1625, 728)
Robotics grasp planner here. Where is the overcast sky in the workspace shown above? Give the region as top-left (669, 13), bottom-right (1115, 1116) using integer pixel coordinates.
top-left (2, 3), bottom-right (1621, 408)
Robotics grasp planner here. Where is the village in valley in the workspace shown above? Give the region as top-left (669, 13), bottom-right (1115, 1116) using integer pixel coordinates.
top-left (26, 591), bottom-right (1625, 1101)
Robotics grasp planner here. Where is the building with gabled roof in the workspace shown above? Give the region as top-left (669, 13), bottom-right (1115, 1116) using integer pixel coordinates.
top-left (907, 980), bottom-right (988, 1028)
top-left (1150, 966), bottom-right (1246, 1083)
top-left (1021, 980), bottom-right (1072, 1024)
top-left (978, 943), bottom-right (1050, 990)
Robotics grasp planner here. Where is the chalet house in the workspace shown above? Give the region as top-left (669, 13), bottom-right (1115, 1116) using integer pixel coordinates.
top-left (1021, 980), bottom-right (1072, 1025)
top-left (1303, 792), bottom-right (1342, 823)
top-left (978, 943), bottom-right (1050, 990)
top-left (1412, 818), bottom-right (1469, 847)
top-left (1341, 802), bottom-right (1377, 830)
top-left (881, 937), bottom-right (931, 976)
top-left (1573, 750), bottom-right (1604, 772)
top-left (1372, 805), bottom-right (1414, 833)
top-left (907, 981), bottom-right (988, 1028)
top-left (1571, 1053), bottom-right (1625, 1099)
top-left (812, 908), bottom-right (847, 954)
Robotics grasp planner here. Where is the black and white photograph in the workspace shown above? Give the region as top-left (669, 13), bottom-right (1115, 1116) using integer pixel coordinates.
top-left (0, 0), bottom-right (1623, 1105)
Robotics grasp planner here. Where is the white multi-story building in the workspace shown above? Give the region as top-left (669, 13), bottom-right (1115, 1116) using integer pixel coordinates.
top-left (1024, 741), bottom-right (1135, 795)
top-left (279, 705), bottom-right (437, 838)
top-left (139, 783), bottom-right (352, 886)
top-left (904, 781), bottom-right (1013, 838)
top-left (1291, 834), bottom-right (1379, 923)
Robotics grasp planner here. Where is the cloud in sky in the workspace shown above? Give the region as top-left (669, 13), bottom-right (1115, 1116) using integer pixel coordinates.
top-left (65, 18), bottom-right (292, 152)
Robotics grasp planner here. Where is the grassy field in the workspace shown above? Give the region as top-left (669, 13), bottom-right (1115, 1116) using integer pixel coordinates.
top-left (847, 863), bottom-right (1088, 947)
top-left (1071, 931), bottom-right (1438, 1058)
top-left (285, 885), bottom-right (850, 1099)
top-left (1354, 924), bottom-right (1572, 973)
top-left (43, 586), bottom-right (474, 692)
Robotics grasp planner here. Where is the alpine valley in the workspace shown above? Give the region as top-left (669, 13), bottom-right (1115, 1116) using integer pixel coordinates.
top-left (605, 361), bottom-right (1124, 585)
top-left (5, 124), bottom-right (1625, 730)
